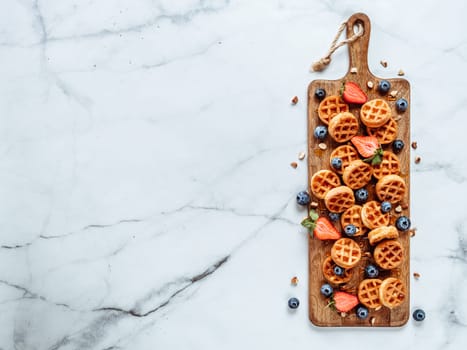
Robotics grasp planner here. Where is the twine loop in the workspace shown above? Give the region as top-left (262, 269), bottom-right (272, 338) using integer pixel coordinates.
top-left (311, 21), bottom-right (363, 72)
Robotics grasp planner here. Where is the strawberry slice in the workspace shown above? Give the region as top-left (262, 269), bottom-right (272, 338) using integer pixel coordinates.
top-left (301, 211), bottom-right (341, 240)
top-left (341, 82), bottom-right (367, 104)
top-left (333, 291), bottom-right (359, 312)
top-left (313, 217), bottom-right (341, 240)
top-left (351, 135), bottom-right (383, 165)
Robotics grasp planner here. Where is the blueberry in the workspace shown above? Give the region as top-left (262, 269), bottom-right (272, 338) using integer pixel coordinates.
top-left (315, 88), bottom-right (326, 100)
top-left (328, 212), bottom-right (340, 222)
top-left (396, 216), bottom-right (411, 231)
top-left (344, 224), bottom-right (357, 236)
top-left (331, 157), bottom-right (342, 170)
top-left (288, 297), bottom-right (300, 309)
top-left (296, 191), bottom-right (311, 206)
top-left (365, 264), bottom-right (379, 278)
top-left (378, 80), bottom-right (391, 94)
top-left (356, 306), bottom-right (369, 319)
top-left (413, 309), bottom-right (426, 321)
top-left (314, 125), bottom-right (328, 140)
top-left (381, 201), bottom-right (392, 213)
top-left (392, 139), bottom-right (405, 153)
top-left (333, 265), bottom-right (344, 276)
top-left (396, 98), bottom-right (408, 112)
top-left (355, 188), bottom-right (369, 203)
top-left (320, 283), bottom-right (334, 297)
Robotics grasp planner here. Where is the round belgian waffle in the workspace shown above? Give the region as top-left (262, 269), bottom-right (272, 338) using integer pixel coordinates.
top-left (317, 96), bottom-right (349, 125)
top-left (328, 112), bottom-right (359, 143)
top-left (379, 277), bottom-right (406, 308)
top-left (329, 145), bottom-right (359, 175)
top-left (368, 226), bottom-right (399, 245)
top-left (310, 170), bottom-right (341, 199)
top-left (374, 239), bottom-right (403, 270)
top-left (360, 99), bottom-right (391, 128)
top-left (361, 200), bottom-right (390, 229)
top-left (376, 174), bottom-right (407, 204)
top-left (358, 279), bottom-right (383, 309)
top-left (342, 160), bottom-right (373, 189)
top-left (367, 117), bottom-right (398, 144)
top-left (322, 256), bottom-right (353, 285)
top-left (324, 186), bottom-right (355, 213)
top-left (372, 151), bottom-right (401, 180)
top-left (340, 205), bottom-right (367, 236)
top-left (331, 238), bottom-right (362, 269)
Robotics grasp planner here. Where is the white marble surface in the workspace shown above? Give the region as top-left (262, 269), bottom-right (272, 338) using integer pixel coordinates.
top-left (1, 0), bottom-right (467, 349)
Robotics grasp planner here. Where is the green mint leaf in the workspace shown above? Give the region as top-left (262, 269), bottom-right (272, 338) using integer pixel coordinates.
top-left (371, 154), bottom-right (382, 165)
top-left (309, 210), bottom-right (319, 221)
top-left (301, 218), bottom-right (314, 228)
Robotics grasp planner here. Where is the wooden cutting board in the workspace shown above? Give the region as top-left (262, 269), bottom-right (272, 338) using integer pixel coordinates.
top-left (307, 13), bottom-right (411, 327)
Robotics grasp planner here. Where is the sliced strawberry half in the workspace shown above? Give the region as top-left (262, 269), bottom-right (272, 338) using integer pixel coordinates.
top-left (341, 82), bottom-right (367, 104)
top-left (333, 291), bottom-right (359, 313)
top-left (313, 217), bottom-right (341, 240)
top-left (351, 135), bottom-right (383, 165)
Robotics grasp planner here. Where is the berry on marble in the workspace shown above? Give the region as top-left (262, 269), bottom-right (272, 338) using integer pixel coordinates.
top-left (288, 297), bottom-right (300, 309)
top-left (413, 309), bottom-right (425, 321)
top-left (296, 191), bottom-right (311, 206)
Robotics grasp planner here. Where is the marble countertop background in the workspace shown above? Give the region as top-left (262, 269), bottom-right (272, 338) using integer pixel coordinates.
top-left (1, 0), bottom-right (467, 349)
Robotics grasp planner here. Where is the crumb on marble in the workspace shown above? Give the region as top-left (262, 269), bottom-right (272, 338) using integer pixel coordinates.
top-left (291, 276), bottom-right (299, 285)
top-left (413, 272), bottom-right (421, 279)
top-left (291, 96), bottom-right (299, 105)
top-left (298, 151), bottom-right (306, 161)
top-left (411, 141), bottom-right (418, 149)
top-left (415, 156), bottom-right (421, 164)
top-left (380, 60), bottom-right (388, 68)
top-left (290, 162), bottom-right (298, 169)
top-left (398, 69), bottom-right (405, 76)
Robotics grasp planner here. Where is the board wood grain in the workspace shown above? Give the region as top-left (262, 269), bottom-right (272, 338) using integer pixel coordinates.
top-left (307, 13), bottom-right (411, 327)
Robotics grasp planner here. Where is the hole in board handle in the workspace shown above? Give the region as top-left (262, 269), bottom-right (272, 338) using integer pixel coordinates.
top-left (353, 20), bottom-right (364, 35)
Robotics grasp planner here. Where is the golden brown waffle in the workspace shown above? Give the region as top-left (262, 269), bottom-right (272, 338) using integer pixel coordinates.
top-left (322, 256), bottom-right (353, 285)
top-left (340, 205), bottom-right (367, 236)
top-left (360, 99), bottom-right (391, 128)
top-left (358, 279), bottom-right (383, 309)
top-left (328, 112), bottom-right (359, 143)
top-left (329, 145), bottom-right (359, 175)
top-left (361, 200), bottom-right (390, 229)
top-left (376, 174), bottom-right (407, 204)
top-left (368, 226), bottom-right (399, 245)
top-left (379, 277), bottom-right (406, 308)
top-left (310, 170), bottom-right (341, 199)
top-left (374, 240), bottom-right (403, 270)
top-left (367, 117), bottom-right (398, 144)
top-left (324, 186), bottom-right (355, 213)
top-left (331, 238), bottom-right (362, 269)
top-left (317, 96), bottom-right (349, 125)
top-left (342, 160), bottom-right (373, 189)
top-left (372, 151), bottom-right (401, 180)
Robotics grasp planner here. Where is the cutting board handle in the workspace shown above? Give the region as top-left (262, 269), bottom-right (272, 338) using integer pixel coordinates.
top-left (345, 13), bottom-right (371, 76)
